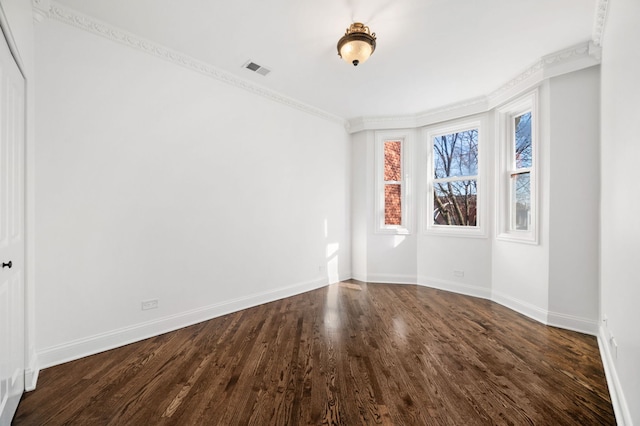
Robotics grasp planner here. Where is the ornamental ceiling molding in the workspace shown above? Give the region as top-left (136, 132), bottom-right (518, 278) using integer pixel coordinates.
top-left (592, 0), bottom-right (610, 47)
top-left (488, 42), bottom-right (598, 105)
top-left (33, 1), bottom-right (347, 128)
top-left (349, 41), bottom-right (600, 133)
top-left (32, 1), bottom-right (603, 134)
top-left (348, 97), bottom-right (488, 134)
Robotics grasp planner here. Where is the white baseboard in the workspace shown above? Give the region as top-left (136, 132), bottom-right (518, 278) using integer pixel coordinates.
top-left (417, 276), bottom-right (492, 300)
top-left (354, 275), bottom-right (599, 338)
top-left (491, 291), bottom-right (599, 336)
top-left (33, 270), bottom-right (613, 415)
top-left (350, 271), bottom-right (368, 282)
top-left (336, 272), bottom-right (352, 283)
top-left (598, 326), bottom-right (632, 426)
top-left (366, 273), bottom-right (417, 285)
top-left (24, 368), bottom-right (38, 392)
top-left (547, 311), bottom-right (598, 336)
top-left (490, 289), bottom-right (549, 325)
top-left (24, 350), bottom-right (39, 391)
top-left (37, 276), bottom-right (332, 370)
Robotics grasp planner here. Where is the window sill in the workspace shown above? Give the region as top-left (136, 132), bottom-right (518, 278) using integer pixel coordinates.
top-left (496, 231), bottom-right (538, 245)
top-left (425, 226), bottom-right (487, 239)
top-left (375, 226), bottom-right (411, 235)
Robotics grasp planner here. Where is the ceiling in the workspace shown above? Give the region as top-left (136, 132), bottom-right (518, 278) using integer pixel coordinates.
top-left (53, 0), bottom-right (597, 120)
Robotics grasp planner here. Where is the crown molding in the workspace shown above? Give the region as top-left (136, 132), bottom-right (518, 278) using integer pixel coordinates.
top-left (36, 1), bottom-right (347, 128)
top-left (348, 115), bottom-right (418, 134)
top-left (0, 2), bottom-right (26, 75)
top-left (416, 96), bottom-right (488, 128)
top-left (592, 0), bottom-right (610, 47)
top-left (32, 0), bottom-right (50, 23)
top-left (34, 2), bottom-right (601, 135)
top-left (487, 41), bottom-right (600, 108)
top-left (348, 41), bottom-right (600, 133)
top-left (348, 96), bottom-right (488, 134)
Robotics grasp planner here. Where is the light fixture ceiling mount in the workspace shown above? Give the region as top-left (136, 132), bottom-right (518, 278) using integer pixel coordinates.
top-left (337, 22), bottom-right (376, 67)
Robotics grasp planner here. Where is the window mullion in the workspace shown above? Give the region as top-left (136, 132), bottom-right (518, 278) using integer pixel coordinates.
top-left (509, 168), bottom-right (531, 177)
top-left (433, 175), bottom-right (478, 184)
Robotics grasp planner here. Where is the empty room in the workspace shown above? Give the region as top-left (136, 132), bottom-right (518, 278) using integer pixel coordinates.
top-left (0, 0), bottom-right (638, 424)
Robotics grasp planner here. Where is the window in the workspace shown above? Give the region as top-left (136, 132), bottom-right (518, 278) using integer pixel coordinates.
top-left (383, 140), bottom-right (402, 226)
top-left (511, 112), bottom-right (532, 230)
top-left (375, 131), bottom-right (411, 234)
top-left (425, 119), bottom-right (485, 237)
top-left (497, 91), bottom-right (538, 243)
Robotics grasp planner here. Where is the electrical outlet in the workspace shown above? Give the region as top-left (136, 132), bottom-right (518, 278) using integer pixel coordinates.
top-left (453, 270), bottom-right (464, 278)
top-left (319, 265), bottom-right (326, 273)
top-left (141, 299), bottom-right (158, 310)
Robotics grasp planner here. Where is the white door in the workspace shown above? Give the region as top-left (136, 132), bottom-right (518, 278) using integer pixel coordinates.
top-left (0, 26), bottom-right (25, 426)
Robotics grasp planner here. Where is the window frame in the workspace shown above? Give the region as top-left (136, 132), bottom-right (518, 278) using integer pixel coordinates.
top-left (423, 117), bottom-right (486, 238)
top-left (496, 90), bottom-right (539, 244)
top-left (374, 130), bottom-right (412, 235)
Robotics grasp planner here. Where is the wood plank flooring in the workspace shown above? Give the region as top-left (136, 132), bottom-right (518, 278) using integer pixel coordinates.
top-left (14, 281), bottom-right (615, 425)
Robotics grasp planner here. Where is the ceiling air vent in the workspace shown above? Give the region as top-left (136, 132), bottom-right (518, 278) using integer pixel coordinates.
top-left (243, 60), bottom-right (271, 76)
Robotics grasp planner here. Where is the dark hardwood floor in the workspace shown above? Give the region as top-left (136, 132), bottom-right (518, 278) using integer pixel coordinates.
top-left (14, 281), bottom-right (615, 425)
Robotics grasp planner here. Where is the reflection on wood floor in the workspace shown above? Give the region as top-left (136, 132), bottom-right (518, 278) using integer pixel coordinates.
top-left (14, 281), bottom-right (615, 425)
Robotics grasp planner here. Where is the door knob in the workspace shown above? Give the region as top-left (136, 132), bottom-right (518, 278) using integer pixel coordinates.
top-left (2, 261), bottom-right (12, 269)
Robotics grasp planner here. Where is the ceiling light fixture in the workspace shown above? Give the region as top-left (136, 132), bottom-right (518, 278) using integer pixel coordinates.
top-left (337, 22), bottom-right (376, 67)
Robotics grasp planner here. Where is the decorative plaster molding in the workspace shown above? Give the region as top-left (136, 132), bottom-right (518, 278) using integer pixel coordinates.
top-left (419, 96), bottom-right (487, 117)
top-left (31, 0), bottom-right (50, 23)
top-left (349, 96), bottom-right (487, 133)
top-left (42, 2), bottom-right (346, 128)
top-left (415, 96), bottom-right (487, 127)
top-left (349, 41), bottom-right (600, 132)
top-left (348, 115), bottom-right (417, 133)
top-left (542, 42), bottom-right (590, 66)
top-left (38, 2), bottom-right (601, 134)
top-left (592, 0), bottom-right (610, 47)
top-left (489, 42), bottom-right (597, 105)
top-left (356, 96), bottom-right (487, 125)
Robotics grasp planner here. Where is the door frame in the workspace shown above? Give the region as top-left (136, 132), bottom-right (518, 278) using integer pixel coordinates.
top-left (0, 0), bottom-right (37, 395)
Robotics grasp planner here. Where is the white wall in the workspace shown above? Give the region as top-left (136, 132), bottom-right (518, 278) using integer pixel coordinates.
top-left (417, 115), bottom-right (493, 298)
top-left (14, 2), bottom-right (637, 422)
top-left (600, 0), bottom-right (640, 423)
top-left (351, 129), bottom-right (418, 284)
top-left (418, 235), bottom-right (492, 298)
top-left (34, 18), bottom-right (351, 367)
top-left (547, 66), bottom-right (600, 331)
top-left (367, 232), bottom-right (417, 283)
top-left (492, 83), bottom-right (551, 322)
top-left (351, 122), bottom-right (493, 292)
top-left (354, 67), bottom-right (602, 334)
top-left (350, 131), bottom-right (369, 281)
top-left (493, 68), bottom-right (602, 331)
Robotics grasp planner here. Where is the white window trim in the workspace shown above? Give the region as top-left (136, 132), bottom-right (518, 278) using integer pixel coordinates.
top-left (374, 130), bottom-right (412, 235)
top-left (496, 90), bottom-right (539, 244)
top-left (422, 117), bottom-right (487, 238)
